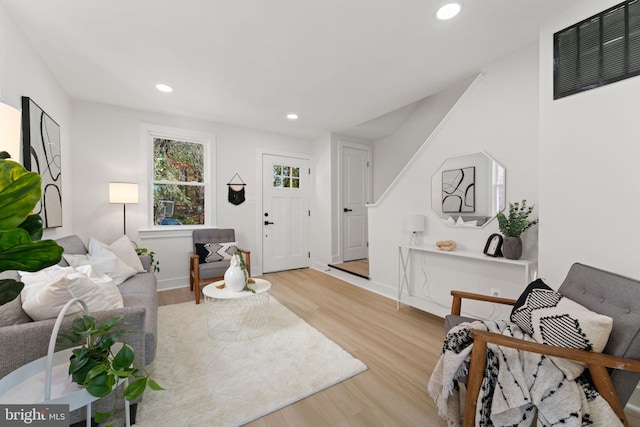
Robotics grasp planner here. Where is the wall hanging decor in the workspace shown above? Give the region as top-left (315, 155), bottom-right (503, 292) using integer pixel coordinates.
top-left (21, 96), bottom-right (62, 228)
top-left (442, 166), bottom-right (475, 213)
top-left (227, 173), bottom-right (246, 205)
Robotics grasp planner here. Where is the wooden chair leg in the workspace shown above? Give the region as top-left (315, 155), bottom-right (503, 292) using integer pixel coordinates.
top-left (589, 365), bottom-right (630, 426)
top-left (194, 279), bottom-right (200, 304)
top-left (245, 252), bottom-right (251, 277)
top-left (464, 339), bottom-right (487, 427)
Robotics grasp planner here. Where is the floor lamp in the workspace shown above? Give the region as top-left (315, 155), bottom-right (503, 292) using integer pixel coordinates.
top-left (109, 182), bottom-right (139, 235)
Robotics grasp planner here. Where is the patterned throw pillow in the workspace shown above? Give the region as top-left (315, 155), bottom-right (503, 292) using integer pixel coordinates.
top-left (195, 241), bottom-right (239, 264)
top-left (510, 279), bottom-right (613, 379)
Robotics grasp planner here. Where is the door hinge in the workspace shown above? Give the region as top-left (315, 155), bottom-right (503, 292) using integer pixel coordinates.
top-left (308, 251), bottom-right (311, 258)
top-left (367, 241), bottom-right (369, 248)
top-left (308, 168), bottom-right (311, 175)
top-left (367, 161), bottom-right (370, 167)
top-left (308, 210), bottom-right (311, 216)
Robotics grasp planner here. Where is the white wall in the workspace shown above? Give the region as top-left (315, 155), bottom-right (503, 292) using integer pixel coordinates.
top-left (71, 100), bottom-right (313, 290)
top-left (372, 78), bottom-right (473, 201)
top-left (539, 0), bottom-right (640, 285)
top-left (310, 133), bottom-right (333, 269)
top-left (0, 5), bottom-right (72, 239)
top-left (367, 45), bottom-right (540, 317)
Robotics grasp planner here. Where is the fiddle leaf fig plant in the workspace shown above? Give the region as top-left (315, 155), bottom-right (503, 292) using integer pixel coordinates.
top-left (0, 158), bottom-right (63, 305)
top-left (496, 199), bottom-right (538, 238)
top-left (57, 314), bottom-right (164, 426)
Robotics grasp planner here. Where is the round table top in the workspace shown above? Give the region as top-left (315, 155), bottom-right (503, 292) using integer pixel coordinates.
top-left (203, 278), bottom-right (271, 299)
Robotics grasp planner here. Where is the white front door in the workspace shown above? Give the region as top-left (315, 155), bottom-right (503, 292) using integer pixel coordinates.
top-left (262, 154), bottom-right (310, 273)
top-left (341, 143), bottom-right (370, 261)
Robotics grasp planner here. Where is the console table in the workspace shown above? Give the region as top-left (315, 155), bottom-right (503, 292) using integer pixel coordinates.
top-left (397, 245), bottom-right (537, 311)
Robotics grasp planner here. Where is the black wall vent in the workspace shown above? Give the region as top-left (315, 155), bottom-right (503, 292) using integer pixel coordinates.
top-left (554, 0), bottom-right (640, 99)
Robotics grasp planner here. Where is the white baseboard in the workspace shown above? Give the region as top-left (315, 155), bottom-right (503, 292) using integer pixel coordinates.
top-left (157, 277), bottom-right (189, 291)
top-left (312, 263), bottom-right (396, 302)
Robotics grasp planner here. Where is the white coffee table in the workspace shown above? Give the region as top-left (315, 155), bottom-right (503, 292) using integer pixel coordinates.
top-left (202, 278), bottom-right (271, 341)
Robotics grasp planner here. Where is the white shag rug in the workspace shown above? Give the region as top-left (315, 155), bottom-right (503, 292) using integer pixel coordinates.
top-left (135, 297), bottom-right (367, 426)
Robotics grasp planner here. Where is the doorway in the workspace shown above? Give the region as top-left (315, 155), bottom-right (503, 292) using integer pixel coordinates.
top-left (336, 140), bottom-right (372, 278)
top-left (262, 153), bottom-right (310, 273)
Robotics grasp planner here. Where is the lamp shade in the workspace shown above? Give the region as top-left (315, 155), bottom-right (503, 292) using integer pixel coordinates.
top-left (0, 101), bottom-right (21, 160)
top-left (403, 214), bottom-right (425, 232)
top-left (109, 182), bottom-right (139, 204)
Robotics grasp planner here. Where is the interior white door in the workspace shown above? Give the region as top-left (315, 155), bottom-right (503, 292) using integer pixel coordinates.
top-left (262, 154), bottom-right (309, 273)
top-left (342, 145), bottom-right (370, 261)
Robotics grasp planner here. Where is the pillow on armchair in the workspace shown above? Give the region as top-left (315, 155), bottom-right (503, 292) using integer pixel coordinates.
top-left (195, 241), bottom-right (238, 264)
top-left (510, 279), bottom-right (613, 379)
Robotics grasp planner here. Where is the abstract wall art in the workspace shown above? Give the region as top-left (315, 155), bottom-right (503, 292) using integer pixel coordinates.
top-left (442, 166), bottom-right (475, 213)
top-left (21, 96), bottom-right (62, 228)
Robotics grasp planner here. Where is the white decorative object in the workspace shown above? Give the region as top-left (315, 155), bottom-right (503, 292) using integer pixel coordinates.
top-left (224, 254), bottom-right (246, 292)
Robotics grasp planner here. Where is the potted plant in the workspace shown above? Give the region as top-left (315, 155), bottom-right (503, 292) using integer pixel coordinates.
top-left (57, 314), bottom-right (163, 426)
top-left (0, 156), bottom-right (63, 305)
top-left (496, 199), bottom-right (538, 260)
top-left (134, 247), bottom-right (160, 273)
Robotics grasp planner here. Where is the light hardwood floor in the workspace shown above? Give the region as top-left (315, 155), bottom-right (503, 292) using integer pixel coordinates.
top-left (157, 269), bottom-right (640, 427)
top-left (158, 268), bottom-right (447, 426)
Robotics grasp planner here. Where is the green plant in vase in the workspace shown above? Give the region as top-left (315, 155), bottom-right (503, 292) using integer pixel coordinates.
top-left (57, 314), bottom-right (164, 426)
top-left (135, 247), bottom-right (160, 273)
top-left (496, 199), bottom-right (538, 260)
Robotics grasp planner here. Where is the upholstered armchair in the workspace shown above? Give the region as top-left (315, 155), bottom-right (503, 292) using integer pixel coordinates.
top-left (442, 263), bottom-right (640, 426)
top-left (189, 229), bottom-right (251, 304)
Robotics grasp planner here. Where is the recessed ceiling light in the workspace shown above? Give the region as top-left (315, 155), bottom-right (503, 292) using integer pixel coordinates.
top-left (436, 3), bottom-right (461, 20)
top-left (156, 83), bottom-right (173, 93)
top-left (286, 113), bottom-right (299, 120)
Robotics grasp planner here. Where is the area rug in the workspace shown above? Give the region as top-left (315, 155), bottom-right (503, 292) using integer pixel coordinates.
top-left (135, 297), bottom-right (367, 426)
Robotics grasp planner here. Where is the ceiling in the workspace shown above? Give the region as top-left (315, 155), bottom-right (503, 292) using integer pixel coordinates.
top-left (1, 0), bottom-right (583, 140)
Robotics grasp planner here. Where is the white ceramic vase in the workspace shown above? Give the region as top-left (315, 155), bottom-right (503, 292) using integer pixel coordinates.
top-left (224, 254), bottom-right (246, 292)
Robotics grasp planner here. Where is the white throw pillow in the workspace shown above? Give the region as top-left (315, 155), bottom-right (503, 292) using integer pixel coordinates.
top-left (63, 251), bottom-right (136, 285)
top-left (89, 236), bottom-right (145, 273)
top-left (74, 265), bottom-right (124, 309)
top-left (19, 266), bottom-right (124, 321)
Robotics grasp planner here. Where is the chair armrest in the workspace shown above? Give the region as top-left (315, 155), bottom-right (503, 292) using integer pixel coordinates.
top-left (450, 290), bottom-right (518, 315)
top-left (470, 329), bottom-right (640, 372)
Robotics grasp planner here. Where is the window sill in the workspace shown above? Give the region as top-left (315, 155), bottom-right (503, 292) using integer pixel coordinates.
top-left (138, 226), bottom-right (211, 239)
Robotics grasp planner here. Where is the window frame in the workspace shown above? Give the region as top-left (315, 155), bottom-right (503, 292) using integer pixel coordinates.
top-left (141, 123), bottom-right (216, 230)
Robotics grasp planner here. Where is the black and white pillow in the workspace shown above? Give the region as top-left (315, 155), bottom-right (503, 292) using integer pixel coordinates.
top-left (510, 279), bottom-right (613, 379)
top-left (195, 241), bottom-right (239, 264)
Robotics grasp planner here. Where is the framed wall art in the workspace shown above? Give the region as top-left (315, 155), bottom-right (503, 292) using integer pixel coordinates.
top-left (442, 166), bottom-right (475, 213)
top-left (21, 96), bottom-right (62, 228)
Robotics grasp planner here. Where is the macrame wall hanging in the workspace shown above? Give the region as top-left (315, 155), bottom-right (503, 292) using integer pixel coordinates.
top-left (227, 173), bottom-right (246, 205)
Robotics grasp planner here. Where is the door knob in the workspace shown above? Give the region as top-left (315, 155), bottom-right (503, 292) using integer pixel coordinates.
top-left (264, 221), bottom-right (275, 225)
top-left (343, 208), bottom-right (353, 212)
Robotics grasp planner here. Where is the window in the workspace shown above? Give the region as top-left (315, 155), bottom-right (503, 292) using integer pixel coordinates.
top-left (272, 164), bottom-right (301, 189)
top-left (142, 124), bottom-right (214, 227)
top-left (554, 0), bottom-right (640, 99)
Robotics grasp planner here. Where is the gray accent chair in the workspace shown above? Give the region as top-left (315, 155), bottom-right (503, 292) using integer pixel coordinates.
top-left (446, 263), bottom-right (640, 426)
top-left (189, 229), bottom-right (251, 304)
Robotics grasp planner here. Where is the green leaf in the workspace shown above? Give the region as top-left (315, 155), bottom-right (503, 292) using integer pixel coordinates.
top-left (124, 377), bottom-right (148, 401)
top-left (72, 315), bottom-right (95, 335)
top-left (18, 214), bottom-right (44, 241)
top-left (97, 315), bottom-right (124, 332)
top-left (148, 379), bottom-right (166, 391)
top-left (0, 160), bottom-right (42, 230)
top-left (85, 372), bottom-right (115, 397)
top-left (112, 345), bottom-right (134, 371)
top-left (0, 230), bottom-right (63, 272)
top-left (94, 411), bottom-right (110, 423)
top-left (0, 279), bottom-right (23, 306)
top-left (85, 364), bottom-right (108, 383)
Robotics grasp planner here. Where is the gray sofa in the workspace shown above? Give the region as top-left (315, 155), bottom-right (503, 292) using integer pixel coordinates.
top-left (0, 235), bottom-right (158, 425)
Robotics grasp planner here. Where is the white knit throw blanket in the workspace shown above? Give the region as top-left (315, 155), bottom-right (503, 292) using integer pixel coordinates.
top-left (427, 320), bottom-right (623, 427)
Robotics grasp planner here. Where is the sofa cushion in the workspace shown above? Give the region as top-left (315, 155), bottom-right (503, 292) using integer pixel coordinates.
top-left (0, 293), bottom-right (33, 326)
top-left (55, 235), bottom-right (88, 266)
top-left (511, 278), bottom-right (613, 379)
top-left (89, 236), bottom-right (145, 273)
top-left (63, 251), bottom-right (136, 285)
top-left (19, 265), bottom-right (124, 321)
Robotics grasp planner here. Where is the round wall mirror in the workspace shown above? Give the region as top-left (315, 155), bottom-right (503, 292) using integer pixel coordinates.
top-left (431, 152), bottom-right (505, 228)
